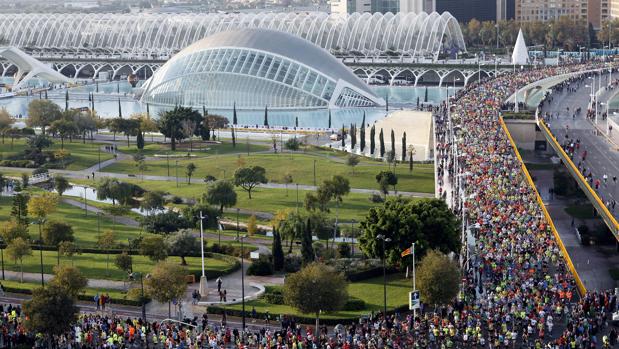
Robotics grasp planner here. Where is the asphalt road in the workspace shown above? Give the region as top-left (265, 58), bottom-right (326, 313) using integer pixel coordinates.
top-left (540, 72), bottom-right (619, 222)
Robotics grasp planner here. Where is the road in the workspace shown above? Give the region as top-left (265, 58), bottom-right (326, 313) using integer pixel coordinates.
top-left (540, 70), bottom-right (619, 222)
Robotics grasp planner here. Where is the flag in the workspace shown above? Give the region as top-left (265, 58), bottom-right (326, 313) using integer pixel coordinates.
top-left (401, 247), bottom-right (412, 257)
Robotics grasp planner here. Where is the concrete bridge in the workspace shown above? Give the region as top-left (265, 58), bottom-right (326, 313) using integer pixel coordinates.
top-left (0, 54), bottom-right (518, 86)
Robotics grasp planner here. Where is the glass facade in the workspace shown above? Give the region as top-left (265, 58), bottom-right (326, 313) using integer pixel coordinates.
top-left (141, 31), bottom-right (383, 109)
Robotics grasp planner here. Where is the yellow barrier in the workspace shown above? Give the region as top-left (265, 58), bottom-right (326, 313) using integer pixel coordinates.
top-left (499, 117), bottom-right (587, 296)
top-left (538, 121), bottom-right (619, 238)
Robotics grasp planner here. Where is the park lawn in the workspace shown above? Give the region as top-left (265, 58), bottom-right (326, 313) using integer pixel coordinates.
top-left (1, 250), bottom-right (233, 282)
top-left (224, 273), bottom-right (412, 320)
top-left (0, 279), bottom-right (130, 300)
top-left (0, 196), bottom-right (146, 247)
top-left (117, 141), bottom-right (269, 157)
top-left (71, 178), bottom-right (397, 221)
top-left (0, 138), bottom-right (113, 170)
top-left (104, 152), bottom-right (434, 193)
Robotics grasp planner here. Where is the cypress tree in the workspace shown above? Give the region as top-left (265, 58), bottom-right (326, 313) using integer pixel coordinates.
top-left (118, 98), bottom-right (122, 118)
top-left (379, 128), bottom-right (385, 158)
top-left (201, 107), bottom-right (210, 141)
top-left (65, 90), bottom-right (69, 111)
top-left (341, 124), bottom-right (346, 148)
top-left (370, 125), bottom-right (375, 155)
top-left (390, 129), bottom-right (395, 156)
top-left (272, 228), bottom-right (284, 271)
top-left (401, 132), bottom-right (406, 162)
top-left (301, 219), bottom-right (314, 265)
top-left (295, 116), bottom-right (299, 128)
top-left (264, 105), bottom-right (269, 127)
top-left (328, 109), bottom-right (332, 129)
top-left (231, 127), bottom-right (236, 148)
top-left (136, 131), bottom-right (145, 150)
top-left (360, 112), bottom-right (366, 152)
top-left (233, 102), bottom-right (238, 125)
top-left (350, 123), bottom-right (355, 150)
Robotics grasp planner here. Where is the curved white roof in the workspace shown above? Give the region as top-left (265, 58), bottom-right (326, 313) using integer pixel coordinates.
top-left (176, 29), bottom-right (374, 96)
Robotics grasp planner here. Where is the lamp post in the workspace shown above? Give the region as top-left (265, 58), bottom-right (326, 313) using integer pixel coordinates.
top-left (83, 186), bottom-right (88, 217)
top-left (130, 272), bottom-right (148, 323)
top-left (313, 159), bottom-right (317, 187)
top-left (198, 211), bottom-right (208, 297)
top-left (37, 218), bottom-right (45, 287)
top-left (175, 160), bottom-right (179, 188)
top-left (350, 219), bottom-right (355, 257)
top-left (236, 208), bottom-right (240, 241)
top-left (376, 234), bottom-right (391, 315)
top-left (0, 238), bottom-right (4, 280)
top-left (239, 234), bottom-right (247, 331)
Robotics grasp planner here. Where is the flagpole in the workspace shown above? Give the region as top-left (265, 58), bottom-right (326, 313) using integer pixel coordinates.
top-left (412, 242), bottom-right (416, 318)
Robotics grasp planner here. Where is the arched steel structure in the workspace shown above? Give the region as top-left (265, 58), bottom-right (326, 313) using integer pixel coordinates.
top-left (0, 12), bottom-right (466, 60)
top-left (141, 29), bottom-right (385, 109)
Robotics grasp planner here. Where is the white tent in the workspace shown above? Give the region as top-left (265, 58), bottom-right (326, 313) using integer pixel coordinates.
top-left (512, 28), bottom-right (529, 65)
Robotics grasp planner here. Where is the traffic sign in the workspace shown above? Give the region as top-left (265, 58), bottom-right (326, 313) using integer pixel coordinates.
top-left (409, 290), bottom-right (420, 310)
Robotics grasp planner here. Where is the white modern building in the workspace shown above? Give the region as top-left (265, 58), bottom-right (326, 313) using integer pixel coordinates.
top-left (141, 29), bottom-right (385, 110)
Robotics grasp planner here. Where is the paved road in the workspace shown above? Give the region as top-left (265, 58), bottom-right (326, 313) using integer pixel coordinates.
top-left (540, 71), bottom-right (619, 221)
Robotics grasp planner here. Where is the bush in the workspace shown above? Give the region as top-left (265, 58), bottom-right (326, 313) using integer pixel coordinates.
top-left (32, 167), bottom-right (48, 175)
top-left (369, 193), bottom-right (385, 203)
top-left (139, 211), bottom-right (191, 234)
top-left (247, 257), bottom-right (273, 276)
top-left (0, 160), bottom-right (33, 168)
top-left (283, 255), bottom-right (301, 273)
top-left (125, 288), bottom-right (150, 304)
top-left (262, 288), bottom-right (284, 304)
top-left (577, 224), bottom-right (590, 246)
top-left (592, 223), bottom-right (614, 244)
top-left (337, 244), bottom-right (351, 258)
top-left (343, 298), bottom-right (366, 311)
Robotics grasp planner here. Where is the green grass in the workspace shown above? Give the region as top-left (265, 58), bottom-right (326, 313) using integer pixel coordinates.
top-left (0, 250), bottom-right (233, 282)
top-left (0, 279), bottom-right (131, 300)
top-left (0, 138), bottom-right (113, 170)
top-left (105, 152), bottom-right (434, 193)
top-left (0, 196), bottom-right (145, 247)
top-left (71, 178), bottom-right (401, 221)
top-left (117, 141), bottom-right (269, 157)
top-left (225, 273), bottom-right (412, 319)
top-left (565, 204), bottom-right (596, 220)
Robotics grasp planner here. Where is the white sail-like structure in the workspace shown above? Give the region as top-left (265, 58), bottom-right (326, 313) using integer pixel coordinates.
top-left (512, 28), bottom-right (529, 65)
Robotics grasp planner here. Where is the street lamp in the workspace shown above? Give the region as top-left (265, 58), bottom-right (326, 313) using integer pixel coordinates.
top-left (376, 234), bottom-right (391, 315)
top-left (175, 160), bottom-right (179, 188)
top-left (129, 272), bottom-right (148, 323)
top-left (37, 218), bottom-right (46, 287)
top-left (0, 237), bottom-right (4, 280)
top-left (198, 211), bottom-right (208, 297)
top-left (236, 208), bottom-right (240, 241)
top-left (239, 234), bottom-right (247, 331)
top-left (350, 219), bottom-right (355, 257)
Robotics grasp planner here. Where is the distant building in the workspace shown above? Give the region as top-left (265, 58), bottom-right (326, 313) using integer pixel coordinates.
top-left (435, 0), bottom-right (509, 22)
top-left (516, 0), bottom-right (608, 29)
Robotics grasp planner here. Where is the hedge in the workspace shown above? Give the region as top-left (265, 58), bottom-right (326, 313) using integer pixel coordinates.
top-left (345, 267), bottom-right (397, 282)
top-left (2, 285), bottom-right (148, 307)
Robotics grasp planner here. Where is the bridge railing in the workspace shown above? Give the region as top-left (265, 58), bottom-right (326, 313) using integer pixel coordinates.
top-left (500, 116), bottom-right (587, 296)
top-left (537, 119), bottom-right (619, 241)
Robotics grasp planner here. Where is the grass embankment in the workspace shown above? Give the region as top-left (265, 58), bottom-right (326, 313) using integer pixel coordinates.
top-left (105, 152), bottom-right (434, 194)
top-left (116, 141), bottom-right (269, 157)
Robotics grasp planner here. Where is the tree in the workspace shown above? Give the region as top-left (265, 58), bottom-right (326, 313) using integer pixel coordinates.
top-left (417, 250), bottom-right (460, 306)
top-left (346, 155), bottom-right (360, 175)
top-left (328, 109), bottom-right (331, 129)
top-left (165, 229), bottom-right (198, 265)
top-left (11, 193), bottom-right (29, 225)
top-left (42, 220), bottom-right (74, 265)
top-left (140, 235), bottom-right (168, 262)
top-left (136, 130), bottom-right (145, 150)
top-left (390, 129), bottom-right (396, 157)
top-left (6, 237), bottom-right (32, 282)
top-left (140, 191), bottom-right (166, 215)
top-left (376, 171), bottom-right (398, 196)
top-left (360, 113), bottom-right (366, 152)
top-left (272, 228), bottom-right (284, 271)
top-left (26, 100), bottom-right (61, 135)
top-left (278, 211), bottom-right (304, 252)
top-left (186, 162), bottom-right (197, 184)
top-left (49, 265), bottom-right (88, 298)
top-left (370, 125), bottom-right (375, 155)
top-left (284, 138), bottom-right (301, 152)
top-left (144, 261), bottom-right (188, 318)
top-left (158, 106), bottom-right (202, 151)
top-left (401, 132), bottom-right (406, 162)
top-left (0, 108), bottom-right (14, 144)
top-left (300, 219), bottom-right (314, 265)
top-left (58, 241), bottom-right (80, 265)
top-left (0, 220), bottom-right (29, 243)
top-left (24, 284), bottom-right (79, 347)
top-left (341, 124), bottom-right (346, 148)
top-left (233, 166), bottom-right (267, 199)
top-left (181, 119), bottom-right (198, 152)
top-left (140, 211), bottom-right (191, 234)
top-left (408, 145), bottom-right (416, 173)
top-left (231, 127), bottom-right (236, 148)
top-left (28, 193), bottom-right (59, 244)
top-left (282, 173), bottom-right (293, 197)
top-left (27, 134), bottom-right (53, 152)
top-left (115, 251), bottom-right (133, 274)
top-left (247, 215), bottom-right (258, 236)
top-left (358, 198), bottom-right (460, 266)
top-left (49, 118), bottom-right (77, 149)
top-left (283, 263), bottom-right (347, 331)
top-left (98, 231), bottom-right (117, 276)
top-left (204, 180), bottom-right (237, 214)
top-left (96, 178), bottom-right (144, 206)
top-left (379, 128), bottom-right (385, 157)
top-left (53, 175), bottom-right (71, 196)
top-left (319, 175), bottom-right (350, 208)
top-left (263, 105), bottom-right (269, 126)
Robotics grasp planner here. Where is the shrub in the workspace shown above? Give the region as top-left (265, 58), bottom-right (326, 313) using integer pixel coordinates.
top-left (343, 298), bottom-right (366, 311)
top-left (337, 243), bottom-right (351, 258)
top-left (126, 288), bottom-right (150, 304)
top-left (247, 257), bottom-right (273, 276)
top-left (262, 288), bottom-right (284, 304)
top-left (369, 193), bottom-right (385, 203)
top-left (139, 211), bottom-right (191, 234)
top-left (283, 255), bottom-right (301, 273)
top-left (32, 167), bottom-right (49, 175)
